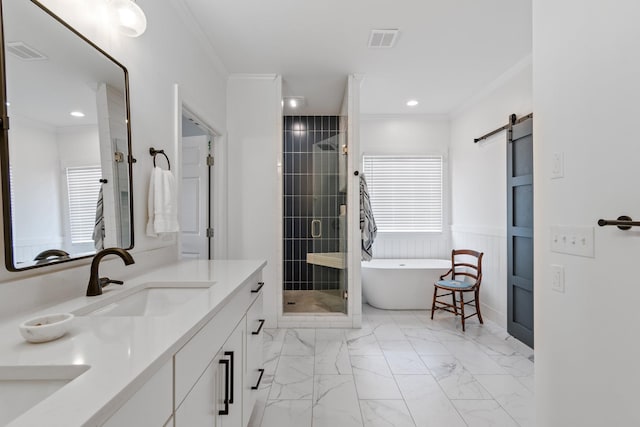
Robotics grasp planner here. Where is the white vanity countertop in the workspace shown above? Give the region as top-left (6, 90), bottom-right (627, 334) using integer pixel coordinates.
top-left (0, 259), bottom-right (266, 427)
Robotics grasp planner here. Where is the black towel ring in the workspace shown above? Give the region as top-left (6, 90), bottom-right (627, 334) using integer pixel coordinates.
top-left (149, 147), bottom-right (171, 170)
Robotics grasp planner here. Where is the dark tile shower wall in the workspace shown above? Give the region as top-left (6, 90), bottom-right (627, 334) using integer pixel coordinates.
top-left (283, 116), bottom-right (346, 291)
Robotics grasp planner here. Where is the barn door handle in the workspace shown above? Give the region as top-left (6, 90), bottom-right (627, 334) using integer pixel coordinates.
top-left (597, 215), bottom-right (640, 230)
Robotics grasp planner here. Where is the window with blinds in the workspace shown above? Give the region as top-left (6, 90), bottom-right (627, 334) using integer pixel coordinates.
top-left (363, 155), bottom-right (443, 232)
top-left (66, 166), bottom-right (102, 244)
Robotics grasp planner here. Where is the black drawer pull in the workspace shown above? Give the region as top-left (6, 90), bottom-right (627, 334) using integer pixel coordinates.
top-left (251, 281), bottom-right (265, 293)
top-left (252, 319), bottom-right (265, 335)
top-left (224, 351), bottom-right (234, 404)
top-left (218, 358), bottom-right (229, 415)
top-left (251, 369), bottom-right (265, 390)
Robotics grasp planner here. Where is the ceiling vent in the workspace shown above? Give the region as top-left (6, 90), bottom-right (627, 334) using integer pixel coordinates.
top-left (6, 42), bottom-right (47, 61)
top-left (368, 29), bottom-right (399, 48)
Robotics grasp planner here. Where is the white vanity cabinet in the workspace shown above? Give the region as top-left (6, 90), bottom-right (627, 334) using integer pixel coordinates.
top-left (174, 274), bottom-right (264, 427)
top-left (244, 292), bottom-right (265, 424)
top-left (175, 322), bottom-right (244, 427)
top-left (101, 360), bottom-right (173, 427)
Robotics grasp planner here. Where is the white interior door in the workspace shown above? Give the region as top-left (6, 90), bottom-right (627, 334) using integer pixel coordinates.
top-left (180, 135), bottom-right (210, 259)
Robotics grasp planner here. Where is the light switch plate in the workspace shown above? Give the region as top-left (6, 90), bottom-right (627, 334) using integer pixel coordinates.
top-left (550, 225), bottom-right (595, 257)
top-left (551, 264), bottom-right (565, 293)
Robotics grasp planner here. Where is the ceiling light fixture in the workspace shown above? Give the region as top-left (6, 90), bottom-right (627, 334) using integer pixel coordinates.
top-left (109, 0), bottom-right (147, 37)
top-left (406, 99), bottom-right (419, 107)
top-left (283, 96), bottom-right (306, 109)
top-left (70, 111), bottom-right (85, 118)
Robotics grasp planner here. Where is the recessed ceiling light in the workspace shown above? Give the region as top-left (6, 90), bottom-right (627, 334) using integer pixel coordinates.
top-left (70, 111), bottom-right (85, 117)
top-left (284, 96), bottom-right (306, 109)
top-left (406, 100), bottom-right (419, 107)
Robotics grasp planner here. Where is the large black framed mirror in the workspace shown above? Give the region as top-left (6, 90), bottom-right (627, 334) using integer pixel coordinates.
top-left (0, 0), bottom-right (134, 271)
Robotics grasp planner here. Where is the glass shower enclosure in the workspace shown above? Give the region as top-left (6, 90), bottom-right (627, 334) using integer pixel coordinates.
top-left (283, 116), bottom-right (348, 314)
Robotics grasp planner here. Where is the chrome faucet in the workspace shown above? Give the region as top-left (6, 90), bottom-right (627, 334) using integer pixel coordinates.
top-left (86, 248), bottom-right (135, 297)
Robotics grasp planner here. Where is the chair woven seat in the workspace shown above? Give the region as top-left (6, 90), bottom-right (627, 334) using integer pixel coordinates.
top-left (435, 279), bottom-right (474, 289)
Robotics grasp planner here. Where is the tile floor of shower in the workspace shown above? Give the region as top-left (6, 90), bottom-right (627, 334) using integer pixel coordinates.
top-left (249, 304), bottom-right (535, 427)
top-left (283, 290), bottom-right (345, 313)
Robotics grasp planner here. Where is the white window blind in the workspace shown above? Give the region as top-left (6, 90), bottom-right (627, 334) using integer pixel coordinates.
top-left (363, 155), bottom-right (443, 232)
top-left (66, 166), bottom-right (102, 244)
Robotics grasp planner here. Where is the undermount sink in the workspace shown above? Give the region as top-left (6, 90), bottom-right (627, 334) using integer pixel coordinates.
top-left (0, 365), bottom-right (89, 425)
top-left (76, 283), bottom-right (213, 317)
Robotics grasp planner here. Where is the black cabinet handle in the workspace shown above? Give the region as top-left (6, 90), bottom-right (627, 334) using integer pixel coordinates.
top-left (224, 351), bottom-right (234, 404)
top-left (251, 281), bottom-right (265, 293)
top-left (252, 319), bottom-right (265, 335)
top-left (251, 369), bottom-right (265, 390)
top-left (218, 358), bottom-right (230, 415)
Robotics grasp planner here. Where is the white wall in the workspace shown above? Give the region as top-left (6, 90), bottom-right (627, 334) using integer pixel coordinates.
top-left (533, 1), bottom-right (640, 425)
top-left (449, 60), bottom-right (532, 326)
top-left (227, 75), bottom-right (281, 328)
top-left (0, 0), bottom-right (227, 319)
top-left (9, 117), bottom-right (64, 263)
top-left (360, 115), bottom-right (451, 260)
top-left (56, 126), bottom-right (101, 166)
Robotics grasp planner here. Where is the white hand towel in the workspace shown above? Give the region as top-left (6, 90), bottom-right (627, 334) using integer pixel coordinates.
top-left (146, 167), bottom-right (179, 237)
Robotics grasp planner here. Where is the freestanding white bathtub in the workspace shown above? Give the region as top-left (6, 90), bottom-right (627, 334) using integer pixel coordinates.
top-left (361, 258), bottom-right (451, 310)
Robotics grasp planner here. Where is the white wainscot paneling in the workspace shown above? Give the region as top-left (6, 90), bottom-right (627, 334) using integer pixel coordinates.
top-left (451, 229), bottom-right (506, 328)
top-left (372, 233), bottom-right (451, 260)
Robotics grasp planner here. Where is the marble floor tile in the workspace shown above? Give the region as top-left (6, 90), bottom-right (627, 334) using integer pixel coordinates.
top-left (247, 386), bottom-right (270, 427)
top-left (468, 333), bottom-right (520, 357)
top-left (474, 374), bottom-right (535, 427)
top-left (380, 342), bottom-right (429, 375)
top-left (421, 355), bottom-right (492, 399)
top-left (263, 329), bottom-right (286, 370)
top-left (281, 329), bottom-right (315, 356)
top-left (452, 399), bottom-right (519, 427)
top-left (516, 375), bottom-right (535, 393)
top-left (406, 336), bottom-right (451, 356)
top-left (360, 400), bottom-right (416, 427)
top-left (313, 375), bottom-right (363, 427)
top-left (441, 340), bottom-right (508, 375)
top-left (315, 328), bottom-right (347, 342)
top-left (351, 355), bottom-right (402, 399)
top-left (260, 306), bottom-right (534, 427)
top-left (347, 332), bottom-right (383, 356)
top-left (390, 314), bottom-right (425, 328)
top-left (315, 339), bottom-right (352, 375)
top-left (402, 328), bottom-right (438, 340)
top-left (505, 335), bottom-right (535, 359)
top-left (365, 314), bottom-right (397, 327)
top-left (395, 374), bottom-right (467, 427)
top-left (260, 400), bottom-right (312, 427)
top-left (490, 354), bottom-right (535, 377)
top-left (269, 356), bottom-right (314, 400)
top-left (373, 323), bottom-right (407, 341)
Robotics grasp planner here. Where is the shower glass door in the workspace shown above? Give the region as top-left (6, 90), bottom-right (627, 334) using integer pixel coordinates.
top-left (283, 115), bottom-right (347, 314)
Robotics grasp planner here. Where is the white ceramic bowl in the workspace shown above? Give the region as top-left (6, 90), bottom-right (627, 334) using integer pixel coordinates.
top-left (19, 313), bottom-right (74, 343)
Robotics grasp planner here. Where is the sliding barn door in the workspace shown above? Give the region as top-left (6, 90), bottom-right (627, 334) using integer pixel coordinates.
top-left (507, 115), bottom-right (534, 348)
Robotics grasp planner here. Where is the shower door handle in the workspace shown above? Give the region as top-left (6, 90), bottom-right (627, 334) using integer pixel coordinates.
top-left (311, 220), bottom-right (322, 238)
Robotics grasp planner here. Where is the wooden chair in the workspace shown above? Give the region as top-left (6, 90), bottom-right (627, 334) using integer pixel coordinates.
top-left (431, 249), bottom-right (484, 331)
